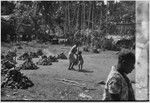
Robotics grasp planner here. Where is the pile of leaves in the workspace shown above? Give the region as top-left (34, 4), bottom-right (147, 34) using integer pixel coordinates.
top-left (1, 60), bottom-right (16, 76)
top-left (19, 57), bottom-right (39, 70)
top-left (47, 55), bottom-right (58, 62)
top-left (1, 50), bottom-right (17, 75)
top-left (18, 52), bottom-right (30, 60)
top-left (36, 49), bottom-right (43, 56)
top-left (1, 54), bottom-right (5, 59)
top-left (30, 52), bottom-right (39, 58)
top-left (56, 53), bottom-right (67, 59)
top-left (6, 50), bottom-right (17, 58)
top-left (1, 50), bottom-right (34, 89)
top-left (36, 55), bottom-right (52, 65)
top-left (5, 50), bottom-right (17, 64)
top-left (17, 45), bottom-right (23, 49)
top-left (18, 52), bottom-right (39, 60)
top-left (1, 69), bottom-right (34, 89)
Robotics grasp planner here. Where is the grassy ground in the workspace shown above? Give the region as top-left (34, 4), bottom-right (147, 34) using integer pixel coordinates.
top-left (1, 42), bottom-right (135, 101)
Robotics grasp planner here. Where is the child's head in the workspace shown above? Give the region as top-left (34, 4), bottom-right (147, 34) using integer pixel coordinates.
top-left (118, 50), bottom-right (135, 74)
top-left (78, 51), bottom-right (82, 55)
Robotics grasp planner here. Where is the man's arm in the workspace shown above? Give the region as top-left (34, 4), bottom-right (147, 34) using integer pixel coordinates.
top-left (110, 94), bottom-right (121, 101)
top-left (108, 77), bottom-right (122, 101)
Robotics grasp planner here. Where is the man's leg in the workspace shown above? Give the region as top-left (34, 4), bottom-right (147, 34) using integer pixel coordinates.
top-left (78, 64), bottom-right (80, 71)
top-left (68, 60), bottom-right (71, 70)
top-left (70, 62), bottom-right (75, 70)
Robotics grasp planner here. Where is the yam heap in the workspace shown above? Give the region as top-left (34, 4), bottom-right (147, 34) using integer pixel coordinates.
top-left (1, 50), bottom-right (34, 89)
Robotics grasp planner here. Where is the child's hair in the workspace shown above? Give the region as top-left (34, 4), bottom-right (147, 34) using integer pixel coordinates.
top-left (78, 51), bottom-right (82, 55)
top-left (118, 50), bottom-right (135, 64)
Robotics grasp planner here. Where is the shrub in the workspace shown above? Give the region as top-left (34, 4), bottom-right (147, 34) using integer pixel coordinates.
top-left (115, 39), bottom-right (134, 49)
top-left (111, 44), bottom-right (121, 51)
top-left (91, 48), bottom-right (99, 53)
top-left (102, 39), bottom-right (113, 50)
top-left (83, 46), bottom-right (89, 52)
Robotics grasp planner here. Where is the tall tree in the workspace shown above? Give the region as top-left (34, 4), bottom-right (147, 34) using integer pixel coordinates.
top-left (88, 1), bottom-right (92, 29)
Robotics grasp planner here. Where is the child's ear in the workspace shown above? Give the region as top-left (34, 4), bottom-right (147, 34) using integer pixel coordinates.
top-left (121, 60), bottom-right (126, 64)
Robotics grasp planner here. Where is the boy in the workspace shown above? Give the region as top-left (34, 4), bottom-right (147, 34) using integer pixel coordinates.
top-left (77, 51), bottom-right (84, 71)
top-left (102, 50), bottom-right (135, 101)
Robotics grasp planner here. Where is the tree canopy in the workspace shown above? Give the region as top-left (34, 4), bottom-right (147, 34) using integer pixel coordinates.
top-left (1, 0), bottom-right (135, 45)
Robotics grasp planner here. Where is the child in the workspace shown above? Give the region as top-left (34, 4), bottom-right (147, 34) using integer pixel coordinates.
top-left (77, 51), bottom-right (84, 71)
top-left (102, 50), bottom-right (135, 101)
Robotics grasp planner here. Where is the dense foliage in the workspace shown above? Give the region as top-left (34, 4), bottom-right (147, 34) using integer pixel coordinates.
top-left (1, 1), bottom-right (135, 48)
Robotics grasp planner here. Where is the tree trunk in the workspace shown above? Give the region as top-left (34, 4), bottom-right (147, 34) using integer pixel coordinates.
top-left (68, 2), bottom-right (70, 34)
top-left (92, 2), bottom-right (94, 31)
top-left (80, 3), bottom-right (83, 30)
top-left (106, 3), bottom-right (108, 35)
top-left (88, 1), bottom-right (92, 29)
top-left (99, 4), bottom-right (102, 32)
top-left (83, 2), bottom-right (86, 30)
top-left (76, 4), bottom-right (79, 30)
top-left (83, 2), bottom-right (86, 45)
top-left (64, 2), bottom-right (67, 38)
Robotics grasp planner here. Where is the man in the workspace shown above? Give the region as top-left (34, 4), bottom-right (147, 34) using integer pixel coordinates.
top-left (102, 50), bottom-right (135, 101)
top-left (68, 43), bottom-right (79, 70)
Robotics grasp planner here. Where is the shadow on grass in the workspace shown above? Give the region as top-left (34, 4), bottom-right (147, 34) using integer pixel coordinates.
top-left (97, 81), bottom-right (106, 85)
top-left (78, 69), bottom-right (94, 73)
top-left (69, 68), bottom-right (94, 73)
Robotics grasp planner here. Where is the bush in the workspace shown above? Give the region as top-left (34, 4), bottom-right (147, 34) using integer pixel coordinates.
top-left (58, 39), bottom-right (66, 45)
top-left (91, 48), bottom-right (99, 53)
top-left (102, 39), bottom-right (113, 50)
top-left (115, 39), bottom-right (134, 49)
top-left (83, 46), bottom-right (89, 52)
top-left (111, 44), bottom-right (121, 51)
top-left (1, 54), bottom-right (5, 59)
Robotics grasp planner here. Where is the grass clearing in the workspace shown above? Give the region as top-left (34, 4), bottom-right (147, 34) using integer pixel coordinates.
top-left (1, 42), bottom-right (135, 100)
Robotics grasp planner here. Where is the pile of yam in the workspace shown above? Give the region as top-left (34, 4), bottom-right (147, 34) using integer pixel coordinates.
top-left (36, 55), bottom-right (52, 65)
top-left (1, 69), bottom-right (34, 89)
top-left (19, 57), bottom-right (39, 70)
top-left (56, 52), bottom-right (67, 59)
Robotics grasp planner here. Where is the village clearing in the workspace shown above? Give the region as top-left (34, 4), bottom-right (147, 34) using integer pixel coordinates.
top-left (1, 42), bottom-right (135, 100)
